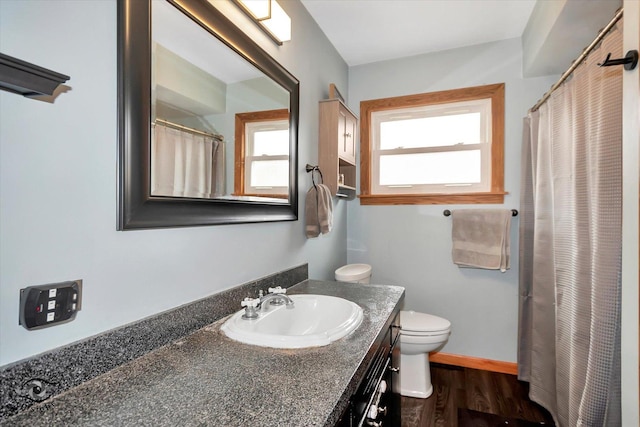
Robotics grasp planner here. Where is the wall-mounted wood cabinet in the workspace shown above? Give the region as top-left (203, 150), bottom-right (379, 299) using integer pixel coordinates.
top-left (318, 99), bottom-right (358, 199)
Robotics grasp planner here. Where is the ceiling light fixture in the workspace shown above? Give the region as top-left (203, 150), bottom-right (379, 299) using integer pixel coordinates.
top-left (233, 0), bottom-right (291, 45)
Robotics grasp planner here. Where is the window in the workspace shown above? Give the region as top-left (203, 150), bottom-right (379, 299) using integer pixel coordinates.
top-left (360, 83), bottom-right (505, 205)
top-left (234, 109), bottom-right (289, 198)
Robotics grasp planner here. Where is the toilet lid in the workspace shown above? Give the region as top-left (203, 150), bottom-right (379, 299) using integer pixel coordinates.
top-left (335, 264), bottom-right (372, 281)
top-left (401, 310), bottom-right (451, 333)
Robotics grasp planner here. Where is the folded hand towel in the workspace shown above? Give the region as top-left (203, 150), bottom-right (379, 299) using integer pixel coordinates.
top-left (451, 209), bottom-right (511, 272)
top-left (318, 184), bottom-right (333, 234)
top-left (305, 186), bottom-right (320, 238)
top-left (305, 184), bottom-right (333, 238)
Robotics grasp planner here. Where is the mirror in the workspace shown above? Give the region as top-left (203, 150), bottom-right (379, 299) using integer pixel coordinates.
top-left (117, 0), bottom-right (299, 229)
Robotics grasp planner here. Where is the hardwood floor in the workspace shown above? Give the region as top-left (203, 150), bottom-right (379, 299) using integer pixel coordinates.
top-left (401, 363), bottom-right (555, 427)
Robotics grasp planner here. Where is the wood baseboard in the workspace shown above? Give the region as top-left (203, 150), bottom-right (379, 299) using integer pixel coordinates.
top-left (429, 352), bottom-right (518, 375)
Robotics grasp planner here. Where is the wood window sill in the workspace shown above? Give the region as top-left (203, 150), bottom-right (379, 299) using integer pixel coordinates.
top-left (358, 191), bottom-right (507, 205)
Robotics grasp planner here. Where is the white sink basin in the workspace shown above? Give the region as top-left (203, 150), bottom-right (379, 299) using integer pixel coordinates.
top-left (221, 294), bottom-right (363, 349)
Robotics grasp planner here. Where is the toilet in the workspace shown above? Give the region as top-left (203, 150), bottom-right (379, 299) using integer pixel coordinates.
top-left (334, 264), bottom-right (451, 399)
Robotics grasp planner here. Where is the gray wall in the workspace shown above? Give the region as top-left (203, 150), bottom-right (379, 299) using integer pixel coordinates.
top-left (347, 38), bottom-right (557, 362)
top-left (0, 0), bottom-right (348, 367)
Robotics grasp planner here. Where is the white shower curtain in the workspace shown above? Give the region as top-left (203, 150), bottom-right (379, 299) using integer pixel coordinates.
top-left (518, 20), bottom-right (622, 427)
top-left (151, 123), bottom-right (223, 198)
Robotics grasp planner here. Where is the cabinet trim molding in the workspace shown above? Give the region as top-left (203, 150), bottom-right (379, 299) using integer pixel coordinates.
top-left (0, 53), bottom-right (69, 97)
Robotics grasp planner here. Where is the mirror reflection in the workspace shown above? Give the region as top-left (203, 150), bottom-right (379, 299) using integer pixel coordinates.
top-left (150, 0), bottom-right (290, 202)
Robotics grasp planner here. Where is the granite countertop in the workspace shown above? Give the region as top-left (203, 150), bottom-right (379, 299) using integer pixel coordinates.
top-left (2, 280), bottom-right (404, 427)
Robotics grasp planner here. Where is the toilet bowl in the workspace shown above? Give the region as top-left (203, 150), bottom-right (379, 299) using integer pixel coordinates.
top-left (398, 310), bottom-right (451, 398)
top-left (334, 264), bottom-right (451, 399)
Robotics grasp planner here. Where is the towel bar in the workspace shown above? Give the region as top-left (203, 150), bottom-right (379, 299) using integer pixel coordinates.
top-left (443, 209), bottom-right (518, 217)
top-left (305, 164), bottom-right (324, 186)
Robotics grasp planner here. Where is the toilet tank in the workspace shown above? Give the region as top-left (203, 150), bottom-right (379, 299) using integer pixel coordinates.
top-left (335, 264), bottom-right (372, 284)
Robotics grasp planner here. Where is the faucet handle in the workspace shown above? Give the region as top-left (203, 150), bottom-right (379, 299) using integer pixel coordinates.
top-left (241, 297), bottom-right (259, 308)
top-left (268, 286), bottom-right (287, 295)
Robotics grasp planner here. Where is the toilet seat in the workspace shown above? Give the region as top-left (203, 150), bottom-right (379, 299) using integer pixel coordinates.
top-left (401, 310), bottom-right (451, 335)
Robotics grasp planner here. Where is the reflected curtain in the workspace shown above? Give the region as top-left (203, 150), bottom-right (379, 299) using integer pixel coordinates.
top-left (518, 20), bottom-right (622, 427)
top-left (151, 124), bottom-right (224, 198)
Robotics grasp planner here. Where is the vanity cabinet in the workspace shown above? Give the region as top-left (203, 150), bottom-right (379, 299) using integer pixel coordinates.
top-left (336, 310), bottom-right (401, 427)
top-left (319, 99), bottom-right (358, 199)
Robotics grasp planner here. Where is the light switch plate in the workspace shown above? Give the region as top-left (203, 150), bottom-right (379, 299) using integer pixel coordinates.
top-left (19, 280), bottom-right (82, 330)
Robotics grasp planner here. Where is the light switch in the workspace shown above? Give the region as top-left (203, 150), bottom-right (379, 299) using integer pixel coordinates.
top-left (19, 280), bottom-right (82, 330)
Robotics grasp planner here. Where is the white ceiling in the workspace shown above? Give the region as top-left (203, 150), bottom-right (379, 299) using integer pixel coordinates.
top-left (300, 0), bottom-right (537, 66)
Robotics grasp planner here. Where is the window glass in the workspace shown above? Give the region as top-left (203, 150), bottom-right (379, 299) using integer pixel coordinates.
top-left (379, 111), bottom-right (482, 149)
top-left (250, 160), bottom-right (289, 187)
top-left (253, 129), bottom-right (289, 155)
top-left (379, 151), bottom-right (482, 186)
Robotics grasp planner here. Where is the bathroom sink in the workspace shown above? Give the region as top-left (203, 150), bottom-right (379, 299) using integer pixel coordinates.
top-left (221, 294), bottom-right (363, 349)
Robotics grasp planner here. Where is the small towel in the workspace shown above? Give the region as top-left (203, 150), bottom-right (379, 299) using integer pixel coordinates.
top-left (305, 184), bottom-right (333, 238)
top-left (451, 209), bottom-right (511, 272)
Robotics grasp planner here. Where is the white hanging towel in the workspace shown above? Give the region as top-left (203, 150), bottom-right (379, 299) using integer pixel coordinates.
top-left (451, 209), bottom-right (511, 272)
top-left (305, 184), bottom-right (333, 238)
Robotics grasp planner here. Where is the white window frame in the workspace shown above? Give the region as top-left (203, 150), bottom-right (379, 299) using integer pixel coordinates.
top-left (371, 98), bottom-right (492, 194)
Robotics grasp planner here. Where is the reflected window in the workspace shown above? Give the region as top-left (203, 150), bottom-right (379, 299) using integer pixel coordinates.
top-left (235, 109), bottom-right (289, 198)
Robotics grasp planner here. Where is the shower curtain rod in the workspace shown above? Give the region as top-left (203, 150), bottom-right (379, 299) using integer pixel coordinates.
top-left (153, 118), bottom-right (223, 140)
top-left (529, 7), bottom-right (623, 113)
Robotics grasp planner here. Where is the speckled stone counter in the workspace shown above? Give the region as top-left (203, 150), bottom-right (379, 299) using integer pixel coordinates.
top-left (1, 280), bottom-right (404, 427)
top-left (0, 265), bottom-right (309, 420)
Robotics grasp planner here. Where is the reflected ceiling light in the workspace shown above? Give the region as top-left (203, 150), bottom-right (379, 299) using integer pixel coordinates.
top-left (234, 0), bottom-right (291, 45)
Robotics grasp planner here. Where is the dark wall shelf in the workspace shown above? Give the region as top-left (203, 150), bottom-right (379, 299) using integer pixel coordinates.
top-left (0, 53), bottom-right (69, 97)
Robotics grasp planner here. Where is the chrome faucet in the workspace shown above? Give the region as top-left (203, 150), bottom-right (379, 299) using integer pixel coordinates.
top-left (240, 287), bottom-right (294, 319)
top-left (258, 292), bottom-right (295, 311)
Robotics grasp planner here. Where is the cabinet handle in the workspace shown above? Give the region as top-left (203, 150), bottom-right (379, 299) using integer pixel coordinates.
top-left (344, 133), bottom-right (352, 138)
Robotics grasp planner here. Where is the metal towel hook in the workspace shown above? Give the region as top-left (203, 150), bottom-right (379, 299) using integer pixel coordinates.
top-left (597, 50), bottom-right (638, 71)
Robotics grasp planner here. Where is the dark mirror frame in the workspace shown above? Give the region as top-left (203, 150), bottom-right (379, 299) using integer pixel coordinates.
top-left (117, 0), bottom-right (299, 230)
